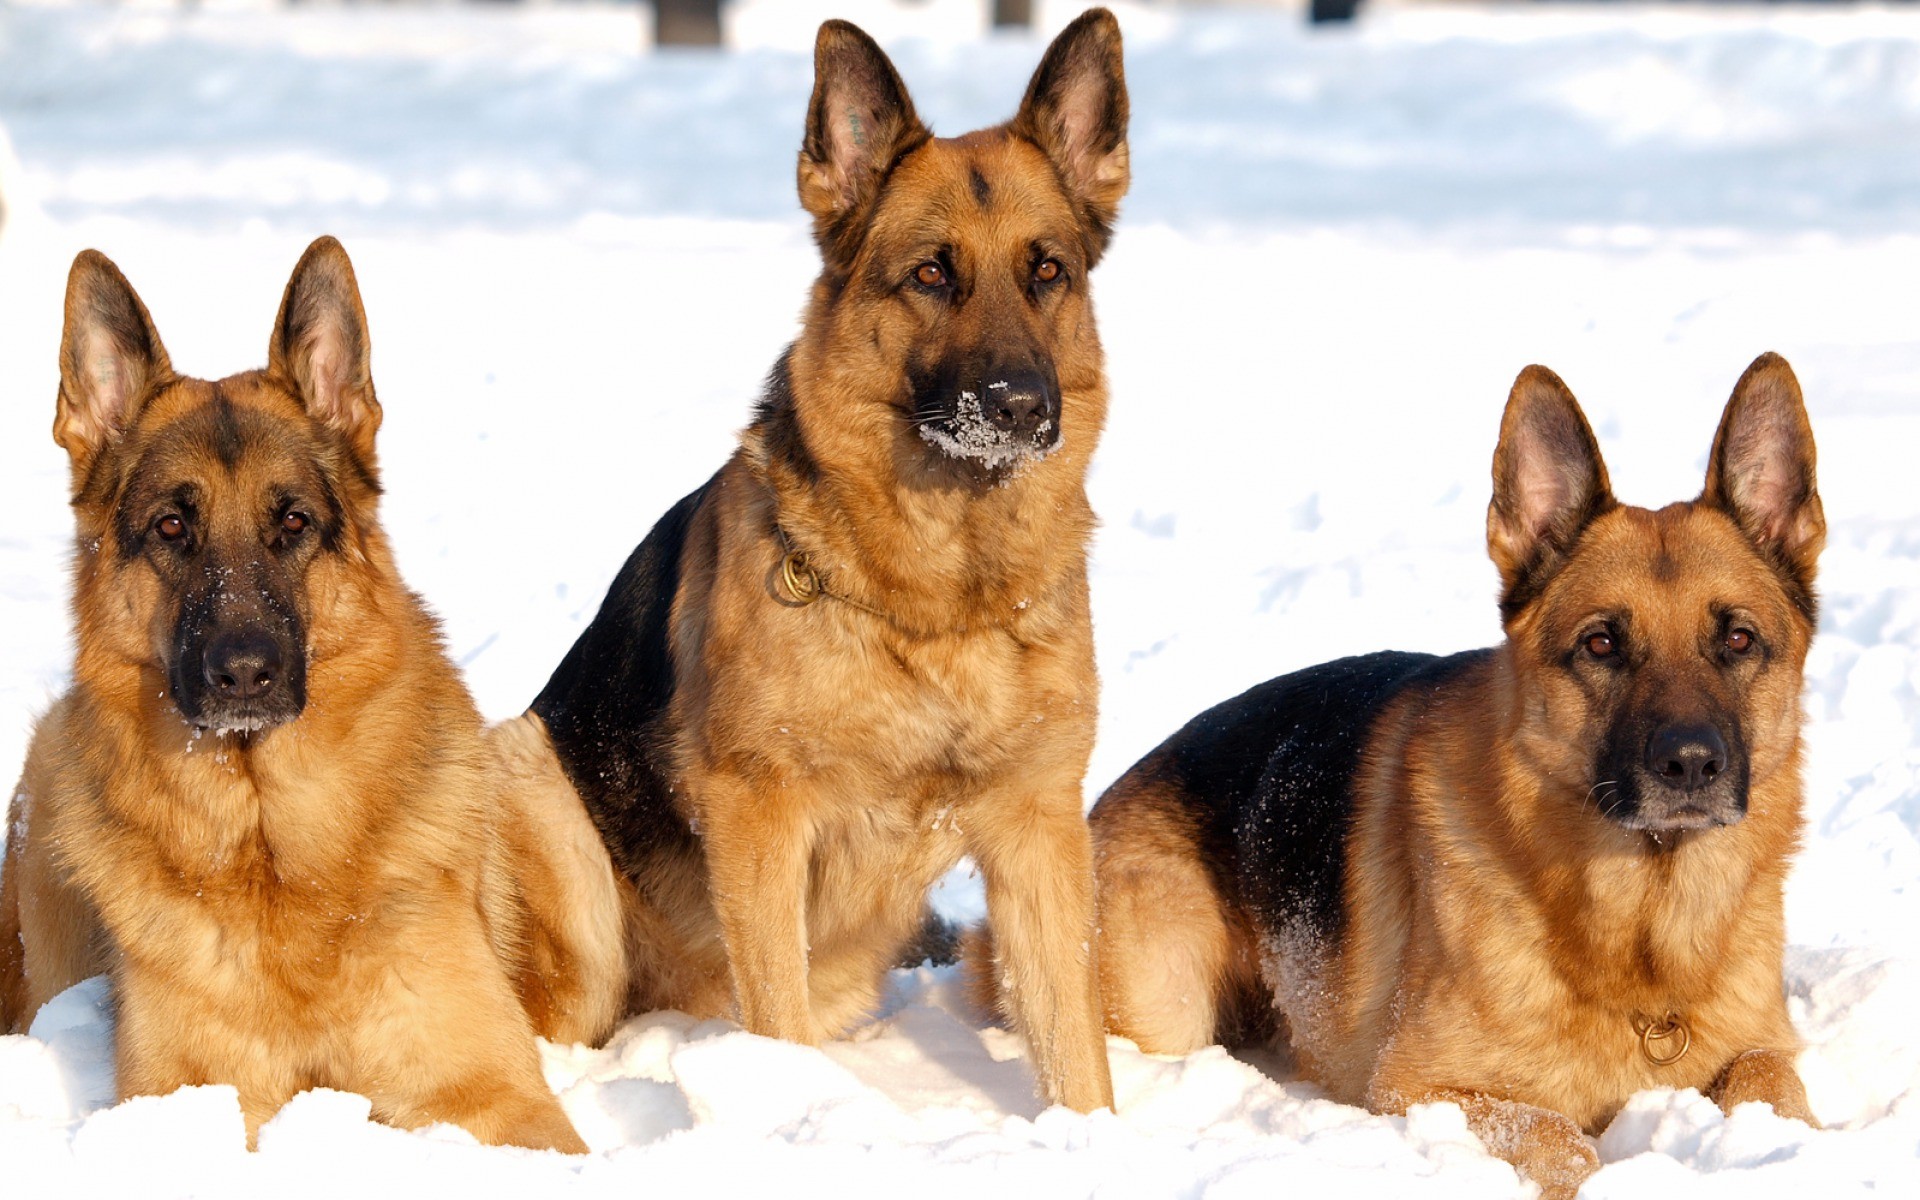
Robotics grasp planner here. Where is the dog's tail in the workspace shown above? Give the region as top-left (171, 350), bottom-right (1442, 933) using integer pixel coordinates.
top-left (894, 906), bottom-right (962, 969)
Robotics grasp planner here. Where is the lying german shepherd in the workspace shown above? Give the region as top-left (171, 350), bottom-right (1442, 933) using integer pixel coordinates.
top-left (491, 10), bottom-right (1131, 1111)
top-left (1055, 355), bottom-right (1822, 1194)
top-left (0, 240), bottom-right (614, 1151)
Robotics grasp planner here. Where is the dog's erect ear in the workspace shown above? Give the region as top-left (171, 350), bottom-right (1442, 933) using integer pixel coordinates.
top-left (1011, 8), bottom-right (1129, 264)
top-left (1487, 366), bottom-right (1615, 620)
top-left (56, 250), bottom-right (173, 480)
top-left (1702, 352), bottom-right (1824, 602)
top-left (268, 236), bottom-right (381, 460)
top-left (797, 20), bottom-right (929, 261)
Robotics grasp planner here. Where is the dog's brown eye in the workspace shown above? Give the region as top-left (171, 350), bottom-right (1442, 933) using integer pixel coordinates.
top-left (1725, 628), bottom-right (1754, 654)
top-left (1034, 259), bottom-right (1062, 284)
top-left (1584, 631), bottom-right (1616, 659)
top-left (914, 262), bottom-right (947, 288)
top-left (282, 511), bottom-right (309, 535)
top-left (155, 515), bottom-right (186, 541)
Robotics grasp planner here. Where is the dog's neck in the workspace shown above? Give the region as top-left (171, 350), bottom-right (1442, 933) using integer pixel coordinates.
top-left (1509, 774), bottom-right (1794, 1012)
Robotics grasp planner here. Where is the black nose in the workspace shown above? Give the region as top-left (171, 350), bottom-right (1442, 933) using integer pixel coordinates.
top-left (980, 371), bottom-right (1055, 438)
top-left (203, 628), bottom-right (284, 702)
top-left (1644, 722), bottom-right (1728, 793)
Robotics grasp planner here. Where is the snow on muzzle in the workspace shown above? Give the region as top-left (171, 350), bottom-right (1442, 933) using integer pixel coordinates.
top-left (913, 363), bottom-right (1062, 470)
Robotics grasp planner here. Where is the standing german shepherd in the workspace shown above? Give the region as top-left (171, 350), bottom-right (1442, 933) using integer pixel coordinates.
top-left (1052, 355), bottom-right (1822, 1194)
top-left (0, 240), bottom-right (616, 1151)
top-left (490, 10), bottom-right (1130, 1112)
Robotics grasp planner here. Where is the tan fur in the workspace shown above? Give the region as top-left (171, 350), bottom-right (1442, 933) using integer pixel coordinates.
top-left (0, 240), bottom-right (602, 1152)
top-left (967, 768), bottom-right (1269, 1055)
top-left (577, 139), bottom-right (1114, 1102)
top-left (487, 713), bottom-right (630, 1048)
top-left (521, 14), bottom-right (1131, 1112)
top-left (1074, 356), bottom-right (1822, 1197)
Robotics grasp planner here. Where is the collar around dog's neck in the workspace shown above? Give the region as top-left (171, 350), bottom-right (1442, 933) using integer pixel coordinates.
top-left (772, 525), bottom-right (891, 622)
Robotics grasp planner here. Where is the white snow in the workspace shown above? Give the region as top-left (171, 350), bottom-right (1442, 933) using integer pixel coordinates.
top-left (3, 1), bottom-right (1919, 1195)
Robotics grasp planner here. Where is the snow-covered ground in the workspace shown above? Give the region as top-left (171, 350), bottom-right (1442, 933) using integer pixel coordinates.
top-left (3, 2), bottom-right (1919, 1194)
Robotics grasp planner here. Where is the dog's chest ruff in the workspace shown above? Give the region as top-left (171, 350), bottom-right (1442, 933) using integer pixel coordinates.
top-left (71, 749), bottom-right (388, 994)
top-left (808, 618), bottom-right (1044, 784)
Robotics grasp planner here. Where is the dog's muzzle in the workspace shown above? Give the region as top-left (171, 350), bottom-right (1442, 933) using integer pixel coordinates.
top-left (171, 620), bottom-right (308, 735)
top-left (916, 366), bottom-right (1061, 470)
top-left (1603, 719), bottom-right (1749, 833)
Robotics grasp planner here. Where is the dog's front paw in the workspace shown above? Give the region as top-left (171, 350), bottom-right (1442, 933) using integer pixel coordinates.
top-left (1710, 1048), bottom-right (1818, 1127)
top-left (1468, 1102), bottom-right (1597, 1200)
top-left (1390, 1085), bottom-right (1600, 1200)
top-left (1514, 1117), bottom-right (1601, 1200)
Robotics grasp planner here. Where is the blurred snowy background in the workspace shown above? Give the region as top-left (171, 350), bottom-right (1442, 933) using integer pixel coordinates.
top-left (2, 2), bottom-right (1919, 1195)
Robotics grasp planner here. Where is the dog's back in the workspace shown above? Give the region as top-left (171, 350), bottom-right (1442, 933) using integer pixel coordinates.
top-left (1087, 650), bottom-right (1485, 1054)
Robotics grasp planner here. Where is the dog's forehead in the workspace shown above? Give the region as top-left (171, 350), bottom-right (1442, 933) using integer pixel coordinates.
top-left (1544, 504), bottom-right (1794, 630)
top-left (123, 375), bottom-right (326, 497)
top-left (873, 134), bottom-right (1079, 246)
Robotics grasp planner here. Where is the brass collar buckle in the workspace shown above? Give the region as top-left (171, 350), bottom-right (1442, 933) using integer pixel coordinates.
top-left (779, 548), bottom-right (825, 606)
top-left (773, 528), bottom-right (888, 620)
top-left (1633, 1010), bottom-right (1692, 1067)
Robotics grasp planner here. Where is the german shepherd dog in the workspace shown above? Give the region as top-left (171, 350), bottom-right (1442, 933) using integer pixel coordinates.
top-left (490, 10), bottom-right (1131, 1112)
top-left (1059, 355), bottom-right (1822, 1194)
top-left (0, 240), bottom-right (613, 1152)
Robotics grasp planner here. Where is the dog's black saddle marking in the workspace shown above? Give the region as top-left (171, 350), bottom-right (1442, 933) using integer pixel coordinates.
top-left (532, 480), bottom-right (711, 876)
top-left (1124, 649), bottom-right (1489, 945)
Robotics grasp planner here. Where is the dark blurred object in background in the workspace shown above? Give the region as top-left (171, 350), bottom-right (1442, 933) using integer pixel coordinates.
top-left (657, 0), bottom-right (722, 46)
top-left (1309, 0), bottom-right (1362, 24)
top-left (995, 0), bottom-right (1034, 27)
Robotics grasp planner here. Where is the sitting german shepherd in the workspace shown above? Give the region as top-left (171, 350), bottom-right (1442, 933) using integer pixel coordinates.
top-left (1053, 355), bottom-right (1822, 1194)
top-left (490, 10), bottom-right (1131, 1111)
top-left (0, 240), bottom-right (614, 1151)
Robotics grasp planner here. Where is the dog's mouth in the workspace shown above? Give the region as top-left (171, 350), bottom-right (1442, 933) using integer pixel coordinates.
top-left (172, 689), bottom-right (307, 739)
top-left (187, 704), bottom-right (300, 737)
top-left (1592, 775), bottom-right (1748, 836)
top-left (1613, 799), bottom-right (1746, 834)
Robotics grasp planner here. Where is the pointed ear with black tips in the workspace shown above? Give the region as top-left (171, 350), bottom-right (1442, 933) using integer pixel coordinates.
top-left (797, 20), bottom-right (930, 266)
top-left (56, 250), bottom-right (173, 483)
top-left (1011, 7), bottom-right (1130, 265)
top-left (1487, 366), bottom-right (1616, 621)
top-left (1701, 352), bottom-right (1824, 605)
top-left (267, 236), bottom-right (381, 462)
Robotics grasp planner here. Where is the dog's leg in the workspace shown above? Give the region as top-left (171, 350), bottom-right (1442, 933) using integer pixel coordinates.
top-left (349, 922), bottom-right (589, 1154)
top-left (1710, 1048), bottom-right (1817, 1125)
top-left (966, 787), bottom-right (1114, 1113)
top-left (7, 752), bottom-right (109, 1031)
top-left (12, 853), bottom-right (101, 1031)
top-left (115, 973), bottom-right (301, 1147)
top-left (485, 713), bottom-right (630, 1047)
top-left (1389, 1086), bottom-right (1599, 1200)
top-left (0, 797), bottom-right (26, 1033)
top-left (1088, 787), bottom-right (1239, 1055)
top-left (697, 769), bottom-right (818, 1043)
